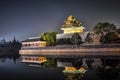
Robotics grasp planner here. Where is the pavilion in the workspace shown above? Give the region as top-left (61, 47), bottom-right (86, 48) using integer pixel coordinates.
top-left (21, 37), bottom-right (46, 48)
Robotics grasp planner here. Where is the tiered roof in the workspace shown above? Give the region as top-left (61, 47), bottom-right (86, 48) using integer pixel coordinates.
top-left (62, 15), bottom-right (85, 30)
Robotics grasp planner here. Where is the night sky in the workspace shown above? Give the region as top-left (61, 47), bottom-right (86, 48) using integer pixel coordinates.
top-left (0, 0), bottom-right (120, 41)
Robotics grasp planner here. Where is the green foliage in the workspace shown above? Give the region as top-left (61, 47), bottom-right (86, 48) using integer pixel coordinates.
top-left (40, 32), bottom-right (58, 46)
top-left (94, 22), bottom-right (116, 35)
top-left (70, 33), bottom-right (82, 45)
top-left (42, 58), bottom-right (57, 68)
top-left (104, 32), bottom-right (117, 44)
top-left (93, 22), bottom-right (117, 44)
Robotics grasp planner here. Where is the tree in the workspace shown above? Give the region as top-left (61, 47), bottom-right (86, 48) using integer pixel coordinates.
top-left (93, 22), bottom-right (117, 44)
top-left (94, 22), bottom-right (116, 35)
top-left (85, 33), bottom-right (93, 44)
top-left (56, 38), bottom-right (71, 45)
top-left (100, 32), bottom-right (118, 44)
top-left (70, 33), bottom-right (82, 45)
top-left (40, 32), bottom-right (58, 46)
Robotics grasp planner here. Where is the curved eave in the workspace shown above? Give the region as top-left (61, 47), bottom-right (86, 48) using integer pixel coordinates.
top-left (61, 27), bottom-right (84, 30)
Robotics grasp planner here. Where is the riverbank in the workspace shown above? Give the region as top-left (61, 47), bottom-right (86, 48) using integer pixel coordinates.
top-left (19, 44), bottom-right (120, 58)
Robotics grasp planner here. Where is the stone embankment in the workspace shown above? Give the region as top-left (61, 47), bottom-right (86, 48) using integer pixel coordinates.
top-left (19, 45), bottom-right (120, 58)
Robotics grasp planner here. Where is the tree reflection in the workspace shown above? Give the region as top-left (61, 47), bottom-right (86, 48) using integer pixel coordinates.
top-left (42, 58), bottom-right (57, 68)
top-left (0, 58), bottom-right (6, 63)
top-left (0, 54), bottom-right (19, 63)
top-left (86, 58), bottom-right (94, 69)
top-left (96, 59), bottom-right (120, 80)
top-left (101, 59), bottom-right (120, 67)
top-left (72, 58), bottom-right (83, 68)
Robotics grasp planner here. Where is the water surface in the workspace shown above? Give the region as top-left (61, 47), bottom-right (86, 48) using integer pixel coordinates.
top-left (0, 54), bottom-right (120, 80)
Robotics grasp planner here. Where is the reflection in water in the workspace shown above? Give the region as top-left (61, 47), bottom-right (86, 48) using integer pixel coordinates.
top-left (0, 54), bottom-right (120, 80)
top-left (0, 58), bottom-right (6, 63)
top-left (21, 56), bottom-right (57, 68)
top-left (0, 54), bottom-right (19, 63)
top-left (96, 59), bottom-right (120, 80)
top-left (63, 67), bottom-right (87, 80)
top-left (85, 58), bottom-right (95, 69)
top-left (22, 56), bottom-right (47, 63)
top-left (72, 58), bottom-right (83, 67)
top-left (64, 73), bottom-right (84, 80)
top-left (42, 58), bottom-right (57, 68)
top-left (96, 66), bottom-right (119, 80)
top-left (21, 56), bottom-right (120, 80)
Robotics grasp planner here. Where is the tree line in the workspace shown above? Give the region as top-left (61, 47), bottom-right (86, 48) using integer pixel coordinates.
top-left (39, 22), bottom-right (120, 46)
top-left (93, 22), bottom-right (120, 44)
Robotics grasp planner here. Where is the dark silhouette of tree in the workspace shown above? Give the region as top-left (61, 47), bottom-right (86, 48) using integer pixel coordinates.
top-left (70, 33), bottom-right (82, 45)
top-left (96, 59), bottom-right (120, 80)
top-left (96, 66), bottom-right (119, 80)
top-left (85, 33), bottom-right (93, 44)
top-left (94, 22), bottom-right (116, 35)
top-left (57, 38), bottom-right (71, 45)
top-left (93, 22), bottom-right (117, 44)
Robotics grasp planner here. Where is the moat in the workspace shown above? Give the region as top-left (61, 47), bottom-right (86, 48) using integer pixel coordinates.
top-left (0, 53), bottom-right (120, 80)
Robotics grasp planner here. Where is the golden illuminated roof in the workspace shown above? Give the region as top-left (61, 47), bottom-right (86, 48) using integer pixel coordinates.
top-left (62, 15), bottom-right (85, 29)
top-left (65, 67), bottom-right (76, 70)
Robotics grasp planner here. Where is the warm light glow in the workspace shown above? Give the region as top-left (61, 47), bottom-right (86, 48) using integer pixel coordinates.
top-left (79, 67), bottom-right (85, 70)
top-left (68, 15), bottom-right (73, 21)
top-left (62, 28), bottom-right (83, 34)
top-left (39, 41), bottom-right (46, 47)
top-left (22, 57), bottom-right (47, 63)
top-left (22, 41), bottom-right (46, 47)
top-left (65, 67), bottom-right (76, 70)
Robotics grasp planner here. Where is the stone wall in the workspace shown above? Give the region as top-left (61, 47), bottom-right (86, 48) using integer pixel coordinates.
top-left (19, 47), bottom-right (120, 58)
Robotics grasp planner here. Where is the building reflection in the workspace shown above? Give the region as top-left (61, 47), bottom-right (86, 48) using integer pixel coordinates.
top-left (63, 67), bottom-right (87, 80)
top-left (64, 74), bottom-right (84, 80)
top-left (21, 56), bottom-right (47, 64)
top-left (20, 56), bottom-right (120, 80)
top-left (21, 56), bottom-right (57, 68)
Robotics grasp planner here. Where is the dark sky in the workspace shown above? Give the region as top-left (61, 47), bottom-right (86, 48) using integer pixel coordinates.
top-left (0, 0), bottom-right (120, 41)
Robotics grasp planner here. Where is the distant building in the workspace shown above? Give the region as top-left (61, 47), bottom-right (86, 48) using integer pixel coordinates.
top-left (0, 38), bottom-right (6, 44)
top-left (21, 37), bottom-right (46, 48)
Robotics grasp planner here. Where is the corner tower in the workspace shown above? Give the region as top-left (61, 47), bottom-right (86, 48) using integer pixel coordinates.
top-left (61, 15), bottom-right (85, 34)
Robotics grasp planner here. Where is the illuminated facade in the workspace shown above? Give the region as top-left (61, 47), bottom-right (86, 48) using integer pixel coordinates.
top-left (22, 37), bottom-right (46, 48)
top-left (61, 15), bottom-right (85, 34)
top-left (21, 56), bottom-right (47, 63)
top-left (56, 15), bottom-right (88, 44)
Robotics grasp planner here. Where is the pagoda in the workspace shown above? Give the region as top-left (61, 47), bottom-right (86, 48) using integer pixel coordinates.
top-left (61, 15), bottom-right (85, 34)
